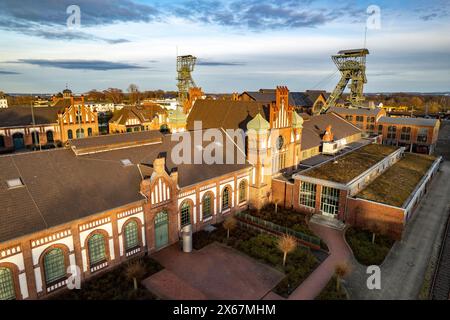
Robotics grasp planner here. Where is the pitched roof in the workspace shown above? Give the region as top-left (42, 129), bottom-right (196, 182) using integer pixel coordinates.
top-left (0, 106), bottom-right (62, 127)
top-left (110, 104), bottom-right (167, 125)
top-left (329, 107), bottom-right (383, 116)
top-left (0, 130), bottom-right (250, 243)
top-left (187, 100), bottom-right (270, 131)
top-left (243, 89), bottom-right (321, 108)
top-left (377, 116), bottom-right (439, 127)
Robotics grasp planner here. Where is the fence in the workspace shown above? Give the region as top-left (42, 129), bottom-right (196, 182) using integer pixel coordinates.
top-left (235, 212), bottom-right (322, 250)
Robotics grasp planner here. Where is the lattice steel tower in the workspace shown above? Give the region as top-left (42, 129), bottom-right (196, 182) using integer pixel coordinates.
top-left (177, 55), bottom-right (197, 106)
top-left (321, 48), bottom-right (369, 113)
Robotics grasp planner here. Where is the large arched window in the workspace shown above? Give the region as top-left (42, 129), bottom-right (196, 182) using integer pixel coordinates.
top-left (46, 130), bottom-right (54, 143)
top-left (43, 248), bottom-right (66, 285)
top-left (0, 267), bottom-right (15, 300)
top-left (76, 128), bottom-right (85, 139)
top-left (124, 220), bottom-right (139, 251)
top-left (88, 128), bottom-right (93, 136)
top-left (238, 180), bottom-right (247, 203)
top-left (88, 234), bottom-right (107, 266)
top-left (180, 201), bottom-right (191, 227)
top-left (67, 129), bottom-right (73, 140)
top-left (202, 193), bottom-right (213, 220)
top-left (222, 186), bottom-right (231, 211)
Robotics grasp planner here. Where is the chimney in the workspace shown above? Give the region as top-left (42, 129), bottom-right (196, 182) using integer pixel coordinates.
top-left (322, 125), bottom-right (334, 142)
top-left (170, 167), bottom-right (178, 185)
top-left (153, 153), bottom-right (166, 174)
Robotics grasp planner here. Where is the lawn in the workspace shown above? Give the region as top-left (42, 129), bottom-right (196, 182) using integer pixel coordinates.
top-left (51, 255), bottom-right (163, 300)
top-left (245, 204), bottom-right (316, 237)
top-left (193, 223), bottom-right (320, 298)
top-left (345, 227), bottom-right (395, 266)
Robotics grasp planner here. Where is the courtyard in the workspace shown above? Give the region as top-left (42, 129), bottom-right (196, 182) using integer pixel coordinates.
top-left (143, 242), bottom-right (285, 300)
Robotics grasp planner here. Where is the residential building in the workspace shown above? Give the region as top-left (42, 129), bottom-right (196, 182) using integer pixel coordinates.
top-left (108, 104), bottom-right (168, 134)
top-left (0, 97), bottom-right (8, 109)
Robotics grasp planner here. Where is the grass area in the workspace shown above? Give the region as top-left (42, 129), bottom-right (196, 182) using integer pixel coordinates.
top-left (51, 256), bottom-right (163, 300)
top-left (193, 224), bottom-right (320, 298)
top-left (315, 277), bottom-right (347, 300)
top-left (345, 227), bottom-right (395, 266)
top-left (303, 144), bottom-right (398, 184)
top-left (246, 204), bottom-right (316, 237)
top-left (357, 153), bottom-right (436, 207)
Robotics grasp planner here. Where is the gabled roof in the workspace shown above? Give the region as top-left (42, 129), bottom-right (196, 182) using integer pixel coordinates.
top-left (377, 116), bottom-right (439, 127)
top-left (0, 106), bottom-right (62, 127)
top-left (329, 107), bottom-right (383, 116)
top-left (187, 100), bottom-right (270, 131)
top-left (110, 104), bottom-right (166, 125)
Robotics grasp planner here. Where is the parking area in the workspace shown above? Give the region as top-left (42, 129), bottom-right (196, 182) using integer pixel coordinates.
top-left (142, 242), bottom-right (284, 300)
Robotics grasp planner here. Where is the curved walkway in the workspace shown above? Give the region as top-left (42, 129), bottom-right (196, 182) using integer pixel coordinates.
top-left (288, 222), bottom-right (352, 300)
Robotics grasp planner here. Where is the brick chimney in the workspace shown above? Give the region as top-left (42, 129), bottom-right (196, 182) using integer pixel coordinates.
top-left (322, 125), bottom-right (334, 142)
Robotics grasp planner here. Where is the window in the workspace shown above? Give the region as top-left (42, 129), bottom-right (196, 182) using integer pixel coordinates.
top-left (345, 115), bottom-right (353, 121)
top-left (88, 128), bottom-right (93, 137)
top-left (299, 182), bottom-right (316, 208)
top-left (6, 178), bottom-right (23, 189)
top-left (222, 186), bottom-right (231, 211)
top-left (400, 127), bottom-right (411, 141)
top-left (417, 128), bottom-right (428, 143)
top-left (378, 124), bottom-right (383, 135)
top-left (0, 267), bottom-right (15, 300)
top-left (0, 135), bottom-right (5, 148)
top-left (368, 117), bottom-right (375, 123)
top-left (387, 126), bottom-right (397, 139)
top-left (202, 194), bottom-right (212, 220)
top-left (67, 129), bottom-right (73, 140)
top-left (120, 159), bottom-right (133, 166)
top-left (320, 186), bottom-right (340, 216)
top-left (180, 201), bottom-right (191, 227)
top-left (46, 131), bottom-right (54, 143)
top-left (43, 248), bottom-right (66, 285)
top-left (88, 234), bottom-right (107, 266)
top-left (367, 124), bottom-right (375, 133)
top-left (31, 131), bottom-right (39, 145)
top-left (239, 180), bottom-right (247, 203)
top-left (133, 127), bottom-right (140, 132)
top-left (76, 128), bottom-right (85, 139)
top-left (124, 221), bottom-right (139, 251)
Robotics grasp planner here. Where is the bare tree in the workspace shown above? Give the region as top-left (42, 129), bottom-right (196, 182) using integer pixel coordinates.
top-left (223, 217), bottom-right (237, 240)
top-left (334, 262), bottom-right (351, 292)
top-left (128, 84), bottom-right (140, 105)
top-left (277, 234), bottom-right (297, 267)
top-left (367, 220), bottom-right (388, 244)
top-left (125, 259), bottom-right (146, 290)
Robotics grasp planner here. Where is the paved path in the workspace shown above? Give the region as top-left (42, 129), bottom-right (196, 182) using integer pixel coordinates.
top-left (345, 161), bottom-right (450, 299)
top-left (288, 223), bottom-right (351, 300)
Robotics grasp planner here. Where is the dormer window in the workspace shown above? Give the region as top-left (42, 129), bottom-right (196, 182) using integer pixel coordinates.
top-left (6, 178), bottom-right (24, 189)
top-left (121, 159), bottom-right (133, 167)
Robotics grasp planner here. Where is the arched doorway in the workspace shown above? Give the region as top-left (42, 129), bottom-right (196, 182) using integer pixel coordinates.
top-left (12, 133), bottom-right (24, 150)
top-left (154, 211), bottom-right (169, 250)
top-left (46, 131), bottom-right (54, 143)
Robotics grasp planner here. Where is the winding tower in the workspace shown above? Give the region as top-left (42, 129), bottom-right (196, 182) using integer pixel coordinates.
top-left (177, 55), bottom-right (197, 107)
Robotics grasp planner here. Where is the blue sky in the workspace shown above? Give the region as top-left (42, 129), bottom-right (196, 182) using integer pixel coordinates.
top-left (0, 0), bottom-right (449, 94)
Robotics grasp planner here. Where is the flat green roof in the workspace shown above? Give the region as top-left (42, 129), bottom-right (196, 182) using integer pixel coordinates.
top-left (302, 144), bottom-right (399, 184)
top-left (357, 153), bottom-right (436, 207)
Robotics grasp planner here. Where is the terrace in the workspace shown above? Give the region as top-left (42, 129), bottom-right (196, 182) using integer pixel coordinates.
top-left (356, 153), bottom-right (437, 207)
top-left (301, 144), bottom-right (399, 184)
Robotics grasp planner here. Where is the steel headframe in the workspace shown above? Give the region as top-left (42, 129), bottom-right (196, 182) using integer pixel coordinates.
top-left (177, 55), bottom-right (197, 107)
top-left (320, 48), bottom-right (369, 114)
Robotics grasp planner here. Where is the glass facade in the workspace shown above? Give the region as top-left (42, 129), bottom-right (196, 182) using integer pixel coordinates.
top-left (320, 186), bottom-right (340, 216)
top-left (299, 182), bottom-right (317, 208)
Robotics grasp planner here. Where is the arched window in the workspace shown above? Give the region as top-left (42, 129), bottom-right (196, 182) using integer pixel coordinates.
top-left (87, 128), bottom-right (93, 136)
top-left (76, 128), bottom-right (85, 139)
top-left (43, 248), bottom-right (66, 285)
top-left (222, 186), bottom-right (231, 211)
top-left (239, 180), bottom-right (247, 203)
top-left (31, 131), bottom-right (39, 145)
top-left (124, 221), bottom-right (139, 251)
top-left (180, 201), bottom-right (191, 227)
top-left (0, 267), bottom-right (15, 300)
top-left (202, 193), bottom-right (212, 220)
top-left (0, 135), bottom-right (5, 148)
top-left (67, 129), bottom-right (73, 140)
top-left (88, 234), bottom-right (106, 266)
top-left (46, 131), bottom-right (54, 143)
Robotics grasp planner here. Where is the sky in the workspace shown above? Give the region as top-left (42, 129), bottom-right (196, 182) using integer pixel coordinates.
top-left (0, 0), bottom-right (449, 94)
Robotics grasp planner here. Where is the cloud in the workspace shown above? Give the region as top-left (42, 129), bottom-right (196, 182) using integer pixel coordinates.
top-left (0, 70), bottom-right (20, 75)
top-left (13, 59), bottom-right (146, 71)
top-left (420, 13), bottom-right (438, 21)
top-left (0, 0), bottom-right (158, 42)
top-left (197, 59), bottom-right (246, 66)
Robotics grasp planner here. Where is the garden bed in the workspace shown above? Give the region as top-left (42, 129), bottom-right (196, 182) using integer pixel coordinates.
top-left (315, 276), bottom-right (347, 300)
top-left (345, 227), bottom-right (395, 266)
top-left (51, 255), bottom-right (163, 300)
top-left (193, 223), bottom-right (320, 298)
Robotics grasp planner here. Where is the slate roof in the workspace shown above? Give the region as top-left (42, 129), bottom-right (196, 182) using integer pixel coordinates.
top-left (0, 106), bottom-right (62, 127)
top-left (243, 89), bottom-right (327, 108)
top-left (377, 116), bottom-right (439, 127)
top-left (0, 130), bottom-right (250, 243)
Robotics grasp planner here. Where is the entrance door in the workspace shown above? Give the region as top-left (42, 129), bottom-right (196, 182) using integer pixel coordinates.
top-left (12, 133), bottom-right (24, 150)
top-left (155, 211), bottom-right (169, 249)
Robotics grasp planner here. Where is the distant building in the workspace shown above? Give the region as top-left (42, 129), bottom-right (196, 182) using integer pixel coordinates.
top-left (329, 107), bottom-right (386, 135)
top-left (81, 102), bottom-right (121, 113)
top-left (144, 98), bottom-right (178, 110)
top-left (108, 104), bottom-right (168, 133)
top-left (0, 89), bottom-right (99, 153)
top-left (0, 97), bottom-right (7, 109)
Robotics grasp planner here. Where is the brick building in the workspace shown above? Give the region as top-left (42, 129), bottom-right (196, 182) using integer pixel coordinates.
top-left (0, 93), bottom-right (98, 153)
top-left (108, 104), bottom-right (168, 134)
top-left (329, 107), bottom-right (386, 135)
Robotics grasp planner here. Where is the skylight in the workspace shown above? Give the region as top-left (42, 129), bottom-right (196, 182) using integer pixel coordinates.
top-left (6, 178), bottom-right (24, 189)
top-left (120, 159), bottom-right (133, 167)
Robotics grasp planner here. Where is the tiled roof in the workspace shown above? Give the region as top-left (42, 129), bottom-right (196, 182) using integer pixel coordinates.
top-left (0, 106), bottom-right (62, 127)
top-left (377, 116), bottom-right (439, 127)
top-left (110, 104), bottom-right (166, 125)
top-left (0, 130), bottom-right (250, 243)
top-left (329, 107), bottom-right (383, 116)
